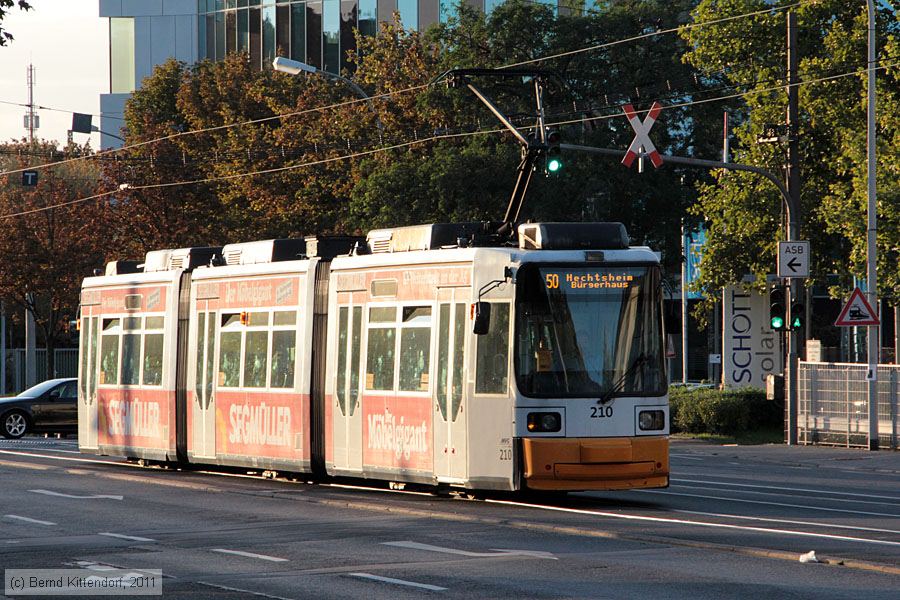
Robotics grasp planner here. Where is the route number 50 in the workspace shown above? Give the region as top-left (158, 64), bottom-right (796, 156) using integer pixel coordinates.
top-left (545, 274), bottom-right (559, 289)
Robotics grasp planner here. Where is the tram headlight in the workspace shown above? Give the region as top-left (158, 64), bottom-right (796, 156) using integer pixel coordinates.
top-left (527, 412), bottom-right (561, 433)
top-left (638, 410), bottom-right (665, 431)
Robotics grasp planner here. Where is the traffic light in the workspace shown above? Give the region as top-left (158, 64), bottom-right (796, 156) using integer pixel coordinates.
top-left (545, 127), bottom-right (562, 173)
top-left (769, 284), bottom-right (786, 330)
top-left (790, 303), bottom-right (804, 330)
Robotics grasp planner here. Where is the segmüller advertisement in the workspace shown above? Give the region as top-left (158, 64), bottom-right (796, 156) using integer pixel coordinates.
top-left (722, 285), bottom-right (783, 389)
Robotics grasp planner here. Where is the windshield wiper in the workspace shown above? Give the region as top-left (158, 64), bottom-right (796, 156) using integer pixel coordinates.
top-left (598, 353), bottom-right (647, 405)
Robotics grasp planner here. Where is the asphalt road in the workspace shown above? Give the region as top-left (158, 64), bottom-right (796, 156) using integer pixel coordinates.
top-left (1, 437), bottom-right (898, 599)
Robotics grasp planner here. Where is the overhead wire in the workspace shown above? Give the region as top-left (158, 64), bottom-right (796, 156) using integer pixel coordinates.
top-left (3, 59), bottom-right (895, 221)
top-left (0, 0), bottom-right (822, 178)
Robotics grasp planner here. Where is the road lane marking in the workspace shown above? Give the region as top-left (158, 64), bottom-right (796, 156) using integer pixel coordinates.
top-left (487, 499), bottom-right (900, 548)
top-left (29, 489), bottom-right (123, 500)
top-left (672, 477), bottom-right (900, 502)
top-left (669, 454), bottom-right (703, 461)
top-left (673, 509), bottom-right (900, 536)
top-left (0, 459), bottom-right (52, 470)
top-left (4, 514), bottom-right (55, 526)
top-left (0, 449), bottom-right (138, 467)
top-left (637, 489), bottom-right (900, 518)
top-left (349, 573), bottom-right (447, 591)
top-left (197, 582), bottom-right (296, 600)
top-left (212, 549), bottom-right (289, 562)
top-left (383, 541), bottom-right (556, 560)
top-left (671, 482), bottom-right (900, 507)
top-left (98, 532), bottom-right (156, 542)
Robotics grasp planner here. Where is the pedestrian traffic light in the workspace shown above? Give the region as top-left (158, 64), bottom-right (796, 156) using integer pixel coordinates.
top-left (545, 127), bottom-right (562, 173)
top-left (790, 303), bottom-right (804, 330)
top-left (769, 284), bottom-right (786, 330)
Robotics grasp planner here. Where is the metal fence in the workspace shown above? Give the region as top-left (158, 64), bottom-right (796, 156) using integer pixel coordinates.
top-left (798, 361), bottom-right (900, 449)
top-left (3, 349), bottom-right (79, 395)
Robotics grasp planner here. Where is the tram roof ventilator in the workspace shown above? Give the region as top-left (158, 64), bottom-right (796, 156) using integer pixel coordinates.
top-left (365, 222), bottom-right (630, 253)
top-left (222, 236), bottom-right (364, 266)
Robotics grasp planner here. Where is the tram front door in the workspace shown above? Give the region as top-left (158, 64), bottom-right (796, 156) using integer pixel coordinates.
top-left (191, 311), bottom-right (216, 458)
top-left (433, 288), bottom-right (469, 483)
top-left (333, 297), bottom-right (363, 472)
top-left (78, 314), bottom-right (99, 450)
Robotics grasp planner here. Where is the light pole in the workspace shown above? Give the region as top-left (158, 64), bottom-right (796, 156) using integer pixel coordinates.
top-left (272, 57), bottom-right (383, 130)
top-left (865, 0), bottom-right (879, 450)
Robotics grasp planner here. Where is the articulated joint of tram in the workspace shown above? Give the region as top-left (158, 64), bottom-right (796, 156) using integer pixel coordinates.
top-left (522, 436), bottom-right (669, 491)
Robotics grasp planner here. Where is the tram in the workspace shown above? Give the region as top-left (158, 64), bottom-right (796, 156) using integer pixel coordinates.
top-left (78, 222), bottom-right (669, 492)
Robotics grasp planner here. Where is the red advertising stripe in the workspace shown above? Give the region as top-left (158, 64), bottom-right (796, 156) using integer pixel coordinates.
top-left (97, 387), bottom-right (172, 450)
top-left (215, 390), bottom-right (309, 460)
top-left (362, 394), bottom-right (432, 472)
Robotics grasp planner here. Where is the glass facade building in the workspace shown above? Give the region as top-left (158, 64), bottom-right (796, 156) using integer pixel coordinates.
top-left (198, 0), bottom-right (382, 74)
top-left (195, 0), bottom-right (574, 73)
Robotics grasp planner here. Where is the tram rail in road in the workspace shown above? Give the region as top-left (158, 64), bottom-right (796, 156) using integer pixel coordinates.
top-left (1, 440), bottom-right (899, 599)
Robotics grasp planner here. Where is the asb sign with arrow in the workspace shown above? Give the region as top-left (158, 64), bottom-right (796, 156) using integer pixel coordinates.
top-left (777, 241), bottom-right (809, 278)
top-left (834, 288), bottom-right (880, 327)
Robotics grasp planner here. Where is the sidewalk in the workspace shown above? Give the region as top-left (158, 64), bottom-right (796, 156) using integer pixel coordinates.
top-left (671, 437), bottom-right (900, 475)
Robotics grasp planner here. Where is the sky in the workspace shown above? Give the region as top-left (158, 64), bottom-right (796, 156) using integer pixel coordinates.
top-left (0, 0), bottom-right (107, 148)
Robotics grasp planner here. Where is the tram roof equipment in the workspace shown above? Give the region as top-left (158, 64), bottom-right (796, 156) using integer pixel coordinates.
top-left (143, 246), bottom-right (222, 272)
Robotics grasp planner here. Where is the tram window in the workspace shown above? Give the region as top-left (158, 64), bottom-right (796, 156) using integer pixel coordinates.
top-left (146, 316), bottom-right (164, 330)
top-left (89, 317), bottom-right (99, 395)
top-left (366, 328), bottom-right (395, 390)
top-left (123, 317), bottom-right (141, 330)
top-left (142, 333), bottom-right (163, 385)
top-left (219, 331), bottom-right (241, 387)
top-left (221, 313), bottom-right (241, 328)
top-left (248, 312), bottom-right (269, 327)
top-left (273, 310), bottom-right (296, 326)
top-left (243, 331), bottom-right (268, 388)
top-left (349, 306), bottom-right (362, 414)
top-left (475, 303), bottom-right (510, 394)
top-left (99, 334), bottom-right (119, 385)
top-left (399, 306), bottom-right (431, 392)
top-left (204, 314), bottom-right (215, 399)
top-left (336, 307), bottom-right (348, 412)
top-left (436, 304), bottom-right (450, 419)
top-left (369, 306), bottom-right (396, 323)
top-left (79, 312), bottom-right (89, 398)
top-left (195, 312), bottom-right (207, 400)
top-left (270, 330), bottom-right (295, 388)
top-left (451, 303), bottom-right (466, 419)
top-left (121, 333), bottom-right (141, 385)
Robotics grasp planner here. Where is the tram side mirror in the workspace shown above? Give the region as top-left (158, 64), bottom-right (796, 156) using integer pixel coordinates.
top-left (473, 301), bottom-right (491, 335)
top-left (664, 302), bottom-right (679, 335)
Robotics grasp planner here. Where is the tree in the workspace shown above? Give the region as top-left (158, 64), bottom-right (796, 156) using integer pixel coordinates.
top-left (0, 0), bottom-right (30, 46)
top-left (111, 2), bottom-right (723, 277)
top-left (681, 0), bottom-right (899, 309)
top-left (0, 141), bottom-right (109, 378)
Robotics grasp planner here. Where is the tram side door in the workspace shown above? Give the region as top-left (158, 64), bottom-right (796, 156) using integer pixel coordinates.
top-left (192, 310), bottom-right (217, 458)
top-left (78, 314), bottom-right (100, 449)
top-left (433, 288), bottom-right (469, 483)
top-left (333, 297), bottom-right (363, 471)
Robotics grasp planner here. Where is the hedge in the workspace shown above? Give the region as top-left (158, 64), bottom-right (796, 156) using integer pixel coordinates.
top-left (668, 386), bottom-right (782, 435)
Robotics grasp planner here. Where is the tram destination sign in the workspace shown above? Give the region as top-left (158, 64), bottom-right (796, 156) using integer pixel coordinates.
top-left (777, 241), bottom-right (809, 279)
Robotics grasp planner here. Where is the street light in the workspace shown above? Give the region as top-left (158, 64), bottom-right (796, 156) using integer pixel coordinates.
top-left (272, 56), bottom-right (382, 130)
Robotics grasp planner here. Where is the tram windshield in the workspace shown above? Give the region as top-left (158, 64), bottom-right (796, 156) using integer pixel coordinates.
top-left (515, 263), bottom-right (666, 398)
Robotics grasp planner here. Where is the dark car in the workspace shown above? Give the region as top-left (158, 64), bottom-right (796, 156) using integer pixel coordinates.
top-left (0, 378), bottom-right (77, 439)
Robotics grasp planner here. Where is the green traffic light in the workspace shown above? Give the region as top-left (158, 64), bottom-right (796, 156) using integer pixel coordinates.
top-left (770, 316), bottom-right (784, 329)
top-left (792, 317), bottom-right (801, 329)
top-left (547, 158), bottom-right (562, 172)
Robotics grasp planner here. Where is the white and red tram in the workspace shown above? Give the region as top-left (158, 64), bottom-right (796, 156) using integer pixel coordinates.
top-left (79, 222), bottom-right (669, 492)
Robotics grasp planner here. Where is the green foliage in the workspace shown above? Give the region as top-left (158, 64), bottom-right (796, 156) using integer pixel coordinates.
top-left (669, 386), bottom-right (782, 435)
top-left (0, 0), bottom-right (30, 46)
top-left (682, 1), bottom-right (900, 309)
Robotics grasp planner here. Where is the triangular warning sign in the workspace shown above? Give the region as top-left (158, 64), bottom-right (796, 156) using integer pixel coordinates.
top-left (834, 287), bottom-right (880, 326)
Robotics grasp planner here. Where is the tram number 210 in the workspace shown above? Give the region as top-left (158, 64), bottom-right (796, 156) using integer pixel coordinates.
top-left (590, 406), bottom-right (614, 419)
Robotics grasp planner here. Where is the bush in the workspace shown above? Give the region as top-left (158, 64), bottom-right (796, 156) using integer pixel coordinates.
top-left (668, 386), bottom-right (782, 435)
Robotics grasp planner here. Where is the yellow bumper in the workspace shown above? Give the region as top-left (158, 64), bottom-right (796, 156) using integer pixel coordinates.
top-left (522, 436), bottom-right (669, 491)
